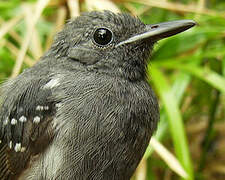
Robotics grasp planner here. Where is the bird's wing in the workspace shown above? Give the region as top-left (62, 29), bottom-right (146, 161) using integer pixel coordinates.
top-left (0, 76), bottom-right (58, 179)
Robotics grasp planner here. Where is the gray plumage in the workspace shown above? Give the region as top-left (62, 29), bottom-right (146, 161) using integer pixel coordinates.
top-left (0, 11), bottom-right (195, 180)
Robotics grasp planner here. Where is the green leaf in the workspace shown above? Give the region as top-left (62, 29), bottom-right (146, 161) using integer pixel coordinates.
top-left (145, 72), bottom-right (191, 157)
top-left (149, 65), bottom-right (194, 180)
top-left (158, 63), bottom-right (225, 93)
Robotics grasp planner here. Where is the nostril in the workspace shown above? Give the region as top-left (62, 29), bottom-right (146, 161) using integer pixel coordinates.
top-left (151, 25), bottom-right (159, 29)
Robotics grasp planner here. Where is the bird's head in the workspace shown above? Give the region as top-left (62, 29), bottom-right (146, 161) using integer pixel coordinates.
top-left (50, 11), bottom-right (195, 81)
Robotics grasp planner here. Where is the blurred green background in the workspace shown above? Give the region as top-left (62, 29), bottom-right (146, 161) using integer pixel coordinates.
top-left (0, 0), bottom-right (224, 179)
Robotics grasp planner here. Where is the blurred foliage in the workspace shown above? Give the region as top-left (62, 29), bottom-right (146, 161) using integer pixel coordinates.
top-left (0, 0), bottom-right (225, 179)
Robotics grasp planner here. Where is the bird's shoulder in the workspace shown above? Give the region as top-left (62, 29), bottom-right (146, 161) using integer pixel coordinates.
top-left (53, 70), bottom-right (159, 130)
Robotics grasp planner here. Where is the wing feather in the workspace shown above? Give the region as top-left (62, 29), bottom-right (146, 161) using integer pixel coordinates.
top-left (0, 76), bottom-right (58, 178)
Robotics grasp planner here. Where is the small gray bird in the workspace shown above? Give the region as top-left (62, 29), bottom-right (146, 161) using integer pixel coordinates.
top-left (0, 11), bottom-right (195, 180)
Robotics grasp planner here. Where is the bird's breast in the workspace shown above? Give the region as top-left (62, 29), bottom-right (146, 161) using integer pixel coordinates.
top-left (46, 72), bottom-right (159, 179)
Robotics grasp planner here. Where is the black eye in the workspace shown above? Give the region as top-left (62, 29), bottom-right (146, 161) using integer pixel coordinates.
top-left (93, 28), bottom-right (113, 46)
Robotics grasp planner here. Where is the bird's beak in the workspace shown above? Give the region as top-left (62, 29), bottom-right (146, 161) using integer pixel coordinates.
top-left (116, 20), bottom-right (196, 47)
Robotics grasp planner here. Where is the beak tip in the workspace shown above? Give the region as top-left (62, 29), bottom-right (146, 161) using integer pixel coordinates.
top-left (146, 19), bottom-right (197, 40)
top-left (185, 20), bottom-right (197, 28)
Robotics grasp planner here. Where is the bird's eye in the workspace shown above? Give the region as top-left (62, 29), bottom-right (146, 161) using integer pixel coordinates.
top-left (93, 28), bottom-right (113, 46)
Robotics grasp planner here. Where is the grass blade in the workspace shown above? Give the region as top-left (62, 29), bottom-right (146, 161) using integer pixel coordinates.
top-left (149, 65), bottom-right (194, 179)
top-left (157, 63), bottom-right (225, 93)
top-left (150, 137), bottom-right (188, 179)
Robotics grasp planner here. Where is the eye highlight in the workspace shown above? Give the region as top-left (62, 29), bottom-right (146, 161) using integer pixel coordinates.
top-left (93, 28), bottom-right (113, 46)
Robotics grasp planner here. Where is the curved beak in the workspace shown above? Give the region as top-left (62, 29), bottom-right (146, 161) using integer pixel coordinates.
top-left (116, 20), bottom-right (196, 47)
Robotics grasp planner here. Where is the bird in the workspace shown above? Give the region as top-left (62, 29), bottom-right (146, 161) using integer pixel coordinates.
top-left (0, 11), bottom-right (195, 180)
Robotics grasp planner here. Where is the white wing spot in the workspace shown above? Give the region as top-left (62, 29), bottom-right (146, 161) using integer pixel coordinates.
top-left (11, 118), bottom-right (17, 125)
top-left (19, 116), bottom-right (27, 122)
top-left (14, 143), bottom-right (22, 152)
top-left (43, 78), bottom-right (60, 89)
top-left (9, 141), bottom-right (12, 149)
top-left (36, 105), bottom-right (44, 111)
top-left (0, 140), bottom-right (2, 144)
top-left (3, 117), bottom-right (9, 125)
top-left (44, 106), bottom-right (49, 110)
top-left (21, 147), bottom-right (26, 152)
top-left (55, 103), bottom-right (62, 108)
top-left (33, 116), bottom-right (41, 124)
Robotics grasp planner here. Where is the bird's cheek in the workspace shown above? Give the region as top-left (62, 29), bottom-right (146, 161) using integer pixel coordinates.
top-left (68, 47), bottom-right (101, 65)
